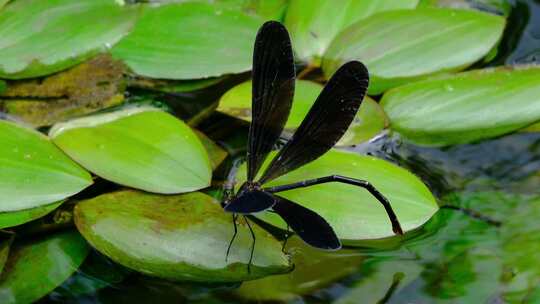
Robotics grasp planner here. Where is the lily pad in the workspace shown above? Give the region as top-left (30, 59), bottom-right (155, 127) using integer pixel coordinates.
top-left (0, 55), bottom-right (126, 127)
top-left (237, 149), bottom-right (438, 241)
top-left (419, 0), bottom-right (511, 16)
top-left (111, 2), bottom-right (263, 79)
top-left (74, 190), bottom-right (291, 282)
top-left (380, 66), bottom-right (540, 146)
top-left (0, 120), bottom-right (92, 212)
top-left (0, 0), bottom-right (137, 79)
top-left (285, 0), bottom-right (419, 63)
top-left (0, 201), bottom-right (63, 229)
top-left (323, 8), bottom-right (506, 94)
top-left (138, 0), bottom-right (287, 20)
top-left (0, 231), bottom-right (89, 304)
top-left (237, 236), bottom-right (364, 301)
top-left (195, 130), bottom-right (228, 170)
top-left (217, 80), bottom-right (386, 145)
top-left (50, 107), bottom-right (212, 194)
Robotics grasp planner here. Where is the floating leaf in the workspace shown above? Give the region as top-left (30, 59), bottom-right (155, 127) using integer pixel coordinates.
top-left (337, 98), bottom-right (387, 146)
top-left (138, 0), bottom-right (287, 20)
top-left (112, 2), bottom-right (263, 79)
top-left (195, 130), bottom-right (228, 170)
top-left (419, 0), bottom-right (511, 16)
top-left (285, 0), bottom-right (419, 63)
top-left (381, 66), bottom-right (540, 146)
top-left (0, 231), bottom-right (89, 304)
top-left (1, 55), bottom-right (126, 127)
top-left (217, 80), bottom-right (386, 145)
top-left (74, 190), bottom-right (291, 282)
top-left (237, 236), bottom-right (364, 301)
top-left (0, 201), bottom-right (63, 229)
top-left (0, 120), bottom-right (92, 212)
top-left (323, 8), bottom-right (506, 94)
top-left (50, 107), bottom-right (212, 194)
top-left (0, 0), bottom-right (137, 79)
top-left (237, 150), bottom-right (438, 241)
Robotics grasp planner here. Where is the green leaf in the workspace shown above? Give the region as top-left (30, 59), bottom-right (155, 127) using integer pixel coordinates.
top-left (323, 8), bottom-right (506, 94)
top-left (285, 0), bottom-right (419, 63)
top-left (74, 190), bottom-right (292, 282)
top-left (418, 0), bottom-right (511, 16)
top-left (0, 231), bottom-right (90, 304)
top-left (237, 150), bottom-right (438, 241)
top-left (50, 107), bottom-right (212, 194)
top-left (112, 2), bottom-right (263, 79)
top-left (0, 80), bottom-right (5, 94)
top-left (136, 0), bottom-right (287, 20)
top-left (237, 236), bottom-right (364, 301)
top-left (0, 0), bottom-right (137, 79)
top-left (381, 66), bottom-right (540, 146)
top-left (0, 120), bottom-right (92, 212)
top-left (195, 130), bottom-right (228, 170)
top-left (217, 80), bottom-right (386, 145)
top-left (0, 201), bottom-right (63, 229)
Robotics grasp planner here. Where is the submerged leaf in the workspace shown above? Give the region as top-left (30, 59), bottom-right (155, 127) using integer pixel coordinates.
top-left (0, 0), bottom-right (137, 79)
top-left (323, 8), bottom-right (506, 94)
top-left (381, 66), bottom-right (540, 146)
top-left (0, 55), bottom-right (126, 127)
top-left (285, 0), bottom-right (419, 63)
top-left (0, 231), bottom-right (89, 304)
top-left (0, 120), bottom-right (92, 212)
top-left (74, 190), bottom-right (291, 282)
top-left (237, 150), bottom-right (438, 241)
top-left (127, 77), bottom-right (223, 94)
top-left (50, 107), bottom-right (212, 194)
top-left (217, 80), bottom-right (386, 145)
top-left (112, 2), bottom-right (263, 79)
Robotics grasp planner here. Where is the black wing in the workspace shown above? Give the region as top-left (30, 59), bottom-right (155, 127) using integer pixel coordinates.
top-left (258, 61), bottom-right (369, 184)
top-left (247, 21), bottom-right (295, 181)
top-left (273, 195), bottom-right (341, 250)
top-left (224, 189), bottom-right (275, 214)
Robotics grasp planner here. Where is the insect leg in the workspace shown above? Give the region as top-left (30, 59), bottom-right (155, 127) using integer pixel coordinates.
top-left (264, 175), bottom-right (403, 235)
top-left (225, 213), bottom-right (239, 262)
top-left (282, 224), bottom-right (291, 253)
top-left (243, 215), bottom-right (256, 274)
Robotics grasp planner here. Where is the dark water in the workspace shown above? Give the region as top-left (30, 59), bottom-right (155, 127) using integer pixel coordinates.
top-left (39, 1), bottom-right (540, 303)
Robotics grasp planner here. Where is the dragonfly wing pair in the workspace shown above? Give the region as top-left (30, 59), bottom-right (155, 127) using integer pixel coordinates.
top-left (226, 21), bottom-right (370, 250)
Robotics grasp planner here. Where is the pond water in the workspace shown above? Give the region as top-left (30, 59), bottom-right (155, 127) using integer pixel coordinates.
top-left (36, 0), bottom-right (540, 303)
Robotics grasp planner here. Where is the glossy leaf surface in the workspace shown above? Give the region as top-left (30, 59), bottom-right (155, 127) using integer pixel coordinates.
top-left (50, 107), bottom-right (212, 194)
top-left (74, 190), bottom-right (292, 282)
